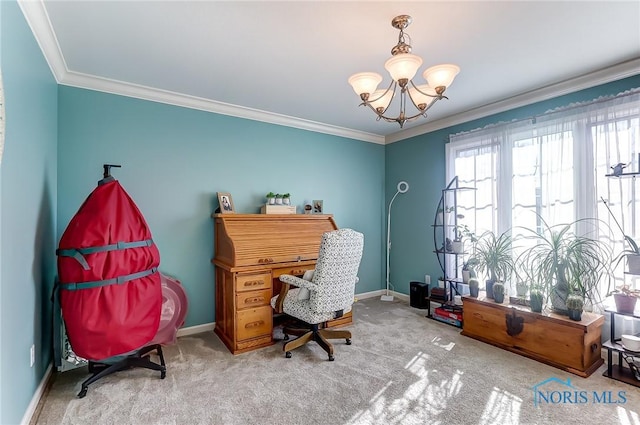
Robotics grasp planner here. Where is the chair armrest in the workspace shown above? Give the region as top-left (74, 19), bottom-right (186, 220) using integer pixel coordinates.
top-left (273, 282), bottom-right (290, 314)
top-left (273, 275), bottom-right (320, 313)
top-left (279, 274), bottom-right (319, 291)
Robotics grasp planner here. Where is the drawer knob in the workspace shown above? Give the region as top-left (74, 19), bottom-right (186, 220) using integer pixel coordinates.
top-left (244, 280), bottom-right (263, 287)
top-left (291, 269), bottom-right (305, 276)
top-left (245, 320), bottom-right (265, 329)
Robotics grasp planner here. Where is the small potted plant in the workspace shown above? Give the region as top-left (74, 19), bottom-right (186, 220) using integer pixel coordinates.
top-left (282, 193), bottom-right (291, 205)
top-left (468, 277), bottom-right (480, 298)
top-left (610, 284), bottom-right (640, 314)
top-left (493, 282), bottom-right (505, 303)
top-left (529, 286), bottom-right (544, 313)
top-left (266, 192), bottom-right (276, 205)
top-left (566, 294), bottom-right (584, 321)
top-left (275, 193), bottom-right (283, 205)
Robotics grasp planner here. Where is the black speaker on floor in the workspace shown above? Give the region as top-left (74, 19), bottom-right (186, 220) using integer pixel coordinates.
top-left (409, 281), bottom-right (429, 309)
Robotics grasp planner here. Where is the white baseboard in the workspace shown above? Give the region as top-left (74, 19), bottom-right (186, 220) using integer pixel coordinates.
top-left (356, 289), bottom-right (410, 302)
top-left (176, 322), bottom-right (215, 337)
top-left (21, 363), bottom-right (53, 425)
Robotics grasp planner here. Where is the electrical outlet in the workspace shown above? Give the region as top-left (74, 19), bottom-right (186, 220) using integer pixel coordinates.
top-left (30, 344), bottom-right (35, 367)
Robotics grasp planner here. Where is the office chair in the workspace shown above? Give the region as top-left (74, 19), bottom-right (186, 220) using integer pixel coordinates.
top-left (271, 228), bottom-right (364, 361)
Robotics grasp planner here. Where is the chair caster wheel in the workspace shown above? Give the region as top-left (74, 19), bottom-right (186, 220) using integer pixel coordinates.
top-left (77, 388), bottom-right (87, 398)
top-left (328, 355), bottom-right (335, 361)
top-left (283, 334), bottom-right (289, 341)
top-left (285, 351), bottom-right (292, 358)
top-left (346, 338), bottom-right (352, 345)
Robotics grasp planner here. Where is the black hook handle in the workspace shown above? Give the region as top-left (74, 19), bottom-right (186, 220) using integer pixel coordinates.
top-left (103, 164), bottom-right (122, 178)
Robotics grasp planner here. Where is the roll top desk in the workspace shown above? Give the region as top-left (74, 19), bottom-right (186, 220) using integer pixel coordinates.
top-left (212, 214), bottom-right (351, 354)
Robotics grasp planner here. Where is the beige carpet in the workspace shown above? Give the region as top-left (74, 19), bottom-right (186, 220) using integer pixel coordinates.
top-left (35, 298), bottom-right (640, 425)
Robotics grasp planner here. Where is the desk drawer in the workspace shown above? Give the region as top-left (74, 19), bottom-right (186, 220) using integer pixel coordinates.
top-left (272, 264), bottom-right (316, 279)
top-left (236, 289), bottom-right (271, 310)
top-left (236, 273), bottom-right (272, 293)
top-left (237, 306), bottom-right (273, 341)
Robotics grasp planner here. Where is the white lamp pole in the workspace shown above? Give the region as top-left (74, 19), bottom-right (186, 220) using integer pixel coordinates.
top-left (382, 181), bottom-right (409, 301)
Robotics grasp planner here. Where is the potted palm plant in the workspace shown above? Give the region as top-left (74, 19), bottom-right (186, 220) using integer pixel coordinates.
top-left (516, 216), bottom-right (612, 314)
top-left (470, 230), bottom-right (514, 299)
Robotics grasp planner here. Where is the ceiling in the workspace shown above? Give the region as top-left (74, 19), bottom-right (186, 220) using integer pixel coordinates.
top-left (20, 1), bottom-right (640, 144)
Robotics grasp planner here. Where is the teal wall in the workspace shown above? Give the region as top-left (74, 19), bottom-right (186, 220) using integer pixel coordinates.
top-left (57, 87), bottom-right (385, 328)
top-left (385, 75), bottom-right (640, 296)
top-left (0, 1), bottom-right (58, 424)
top-left (1, 0), bottom-right (638, 421)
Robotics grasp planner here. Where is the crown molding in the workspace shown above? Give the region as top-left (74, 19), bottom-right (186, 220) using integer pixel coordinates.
top-left (18, 0), bottom-right (67, 82)
top-left (19, 1), bottom-right (636, 146)
top-left (61, 70), bottom-right (386, 144)
top-left (18, 0), bottom-right (385, 145)
top-left (385, 58), bottom-right (640, 144)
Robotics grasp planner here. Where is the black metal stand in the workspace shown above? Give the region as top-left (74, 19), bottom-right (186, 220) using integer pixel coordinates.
top-left (78, 344), bottom-right (166, 398)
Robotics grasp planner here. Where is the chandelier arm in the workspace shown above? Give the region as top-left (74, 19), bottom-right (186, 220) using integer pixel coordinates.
top-left (408, 80), bottom-right (443, 99)
top-left (364, 80), bottom-right (396, 109)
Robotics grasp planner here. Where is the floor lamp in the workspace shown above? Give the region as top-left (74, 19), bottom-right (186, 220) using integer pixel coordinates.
top-left (382, 181), bottom-right (409, 301)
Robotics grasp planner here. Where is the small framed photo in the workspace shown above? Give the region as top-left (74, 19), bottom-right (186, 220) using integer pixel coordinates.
top-left (217, 192), bottom-right (235, 214)
top-left (312, 200), bottom-right (323, 214)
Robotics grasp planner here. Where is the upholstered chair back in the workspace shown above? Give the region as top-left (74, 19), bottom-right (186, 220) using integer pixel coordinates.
top-left (308, 229), bottom-right (364, 314)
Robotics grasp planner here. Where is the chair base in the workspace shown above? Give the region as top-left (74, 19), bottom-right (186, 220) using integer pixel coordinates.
top-left (78, 344), bottom-right (166, 398)
top-left (282, 323), bottom-right (351, 361)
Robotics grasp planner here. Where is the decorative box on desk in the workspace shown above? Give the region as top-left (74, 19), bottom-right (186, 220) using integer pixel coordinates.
top-left (461, 294), bottom-right (604, 377)
top-left (260, 204), bottom-right (296, 214)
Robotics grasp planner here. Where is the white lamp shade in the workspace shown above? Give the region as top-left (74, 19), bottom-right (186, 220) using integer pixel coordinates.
top-left (408, 84), bottom-right (437, 107)
top-left (369, 89), bottom-right (394, 110)
top-left (423, 64), bottom-right (460, 89)
top-left (384, 53), bottom-right (423, 82)
top-left (348, 72), bottom-right (383, 96)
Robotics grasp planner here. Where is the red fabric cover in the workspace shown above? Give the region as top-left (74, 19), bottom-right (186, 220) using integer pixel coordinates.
top-left (57, 180), bottom-right (161, 360)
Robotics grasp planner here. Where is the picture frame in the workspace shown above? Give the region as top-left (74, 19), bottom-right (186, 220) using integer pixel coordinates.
top-left (312, 200), bottom-right (323, 214)
top-left (217, 192), bottom-right (235, 214)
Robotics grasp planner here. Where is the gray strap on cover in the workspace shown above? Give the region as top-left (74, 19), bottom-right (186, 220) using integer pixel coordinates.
top-left (56, 239), bottom-right (154, 270)
top-left (59, 267), bottom-right (158, 291)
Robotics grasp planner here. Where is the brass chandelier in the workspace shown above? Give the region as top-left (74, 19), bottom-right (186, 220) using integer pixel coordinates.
top-left (348, 15), bottom-right (460, 128)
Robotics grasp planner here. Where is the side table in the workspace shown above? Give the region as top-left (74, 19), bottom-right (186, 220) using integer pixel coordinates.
top-left (603, 304), bottom-right (640, 387)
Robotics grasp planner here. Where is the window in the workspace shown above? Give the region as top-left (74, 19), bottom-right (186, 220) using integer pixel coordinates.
top-left (446, 90), bottom-right (640, 301)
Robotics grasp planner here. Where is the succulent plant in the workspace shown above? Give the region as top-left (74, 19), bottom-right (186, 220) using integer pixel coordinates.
top-left (565, 294), bottom-right (584, 311)
top-left (493, 282), bottom-right (505, 296)
top-left (468, 277), bottom-right (480, 288)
